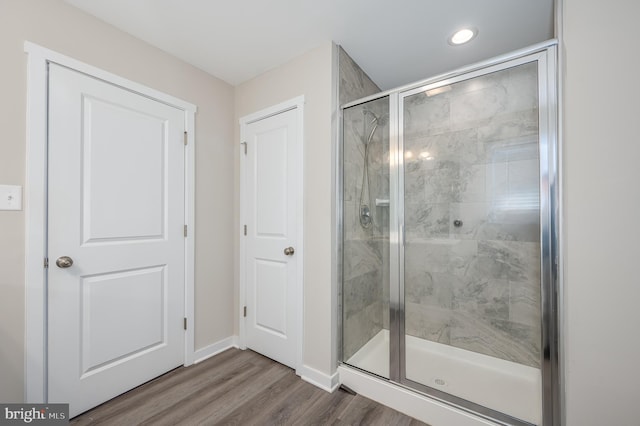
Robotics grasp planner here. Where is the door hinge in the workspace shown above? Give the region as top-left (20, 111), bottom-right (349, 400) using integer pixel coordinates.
top-left (243, 306), bottom-right (247, 317)
top-left (184, 131), bottom-right (188, 146)
top-left (184, 225), bottom-right (188, 237)
top-left (44, 258), bottom-right (49, 268)
top-left (241, 142), bottom-right (247, 155)
top-left (183, 317), bottom-right (187, 330)
top-left (243, 225), bottom-right (247, 236)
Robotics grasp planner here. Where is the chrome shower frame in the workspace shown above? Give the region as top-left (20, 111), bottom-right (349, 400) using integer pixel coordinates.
top-left (336, 40), bottom-right (560, 426)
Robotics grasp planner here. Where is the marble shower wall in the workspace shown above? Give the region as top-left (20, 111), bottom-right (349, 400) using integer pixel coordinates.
top-left (340, 45), bottom-right (390, 360)
top-left (338, 47), bottom-right (380, 106)
top-left (403, 62), bottom-right (542, 368)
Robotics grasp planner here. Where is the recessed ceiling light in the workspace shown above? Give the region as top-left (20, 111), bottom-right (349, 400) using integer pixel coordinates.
top-left (449, 28), bottom-right (477, 45)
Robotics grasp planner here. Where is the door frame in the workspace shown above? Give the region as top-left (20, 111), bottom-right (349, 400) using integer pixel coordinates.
top-left (23, 42), bottom-right (197, 403)
top-left (238, 96), bottom-right (304, 374)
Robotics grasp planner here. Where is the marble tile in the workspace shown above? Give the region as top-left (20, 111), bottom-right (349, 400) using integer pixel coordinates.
top-left (480, 122), bottom-right (539, 163)
top-left (453, 163), bottom-right (486, 202)
top-left (449, 310), bottom-right (540, 368)
top-left (449, 78), bottom-right (508, 127)
top-left (404, 264), bottom-right (432, 297)
top-left (452, 68), bottom-right (508, 96)
top-left (404, 128), bottom-right (481, 165)
top-left (452, 278), bottom-right (510, 321)
top-left (405, 202), bottom-right (450, 240)
top-left (449, 202), bottom-right (488, 240)
top-left (446, 240), bottom-right (480, 277)
top-left (508, 159), bottom-right (540, 208)
top-left (405, 240), bottom-right (477, 276)
top-left (405, 302), bottom-right (451, 344)
top-left (338, 47), bottom-right (381, 106)
top-left (343, 269), bottom-right (382, 316)
top-left (476, 220), bottom-right (540, 243)
top-left (510, 278), bottom-right (541, 330)
top-left (421, 160), bottom-right (460, 203)
top-left (486, 161), bottom-right (509, 203)
top-left (481, 157), bottom-right (540, 242)
top-left (465, 240), bottom-right (540, 282)
top-left (504, 62), bottom-right (539, 113)
top-left (405, 270), bottom-right (455, 309)
top-left (342, 238), bottom-right (383, 280)
top-left (343, 300), bottom-right (384, 360)
top-left (405, 159), bottom-right (486, 205)
top-left (403, 93), bottom-right (451, 138)
top-left (403, 159), bottom-right (430, 204)
top-left (343, 94), bottom-right (389, 242)
top-left (343, 201), bottom-right (371, 241)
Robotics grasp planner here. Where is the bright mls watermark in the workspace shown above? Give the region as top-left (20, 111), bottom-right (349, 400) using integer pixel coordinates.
top-left (0, 404), bottom-right (68, 425)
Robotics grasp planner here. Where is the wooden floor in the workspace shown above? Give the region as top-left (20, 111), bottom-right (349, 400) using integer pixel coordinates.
top-left (71, 348), bottom-right (427, 425)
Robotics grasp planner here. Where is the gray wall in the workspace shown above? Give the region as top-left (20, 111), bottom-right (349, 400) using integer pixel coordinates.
top-left (563, 0), bottom-right (640, 424)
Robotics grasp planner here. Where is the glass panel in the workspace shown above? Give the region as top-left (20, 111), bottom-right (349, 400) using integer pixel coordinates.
top-left (402, 62), bottom-right (542, 424)
top-left (342, 96), bottom-right (390, 378)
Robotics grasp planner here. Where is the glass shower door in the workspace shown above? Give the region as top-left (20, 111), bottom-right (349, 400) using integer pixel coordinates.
top-left (342, 96), bottom-right (391, 378)
top-left (400, 61), bottom-right (543, 424)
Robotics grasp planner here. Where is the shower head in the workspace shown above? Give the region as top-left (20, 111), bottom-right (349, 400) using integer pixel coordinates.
top-left (363, 109), bottom-right (379, 123)
top-left (366, 120), bottom-right (379, 145)
top-left (361, 109), bottom-right (389, 145)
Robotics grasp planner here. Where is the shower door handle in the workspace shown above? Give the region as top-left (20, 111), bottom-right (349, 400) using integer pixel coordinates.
top-left (284, 247), bottom-right (295, 256)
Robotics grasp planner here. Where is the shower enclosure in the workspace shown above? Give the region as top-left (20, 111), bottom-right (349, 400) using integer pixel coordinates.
top-left (339, 43), bottom-right (558, 426)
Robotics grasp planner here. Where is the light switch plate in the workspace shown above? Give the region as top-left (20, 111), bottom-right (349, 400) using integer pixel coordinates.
top-left (0, 185), bottom-right (23, 211)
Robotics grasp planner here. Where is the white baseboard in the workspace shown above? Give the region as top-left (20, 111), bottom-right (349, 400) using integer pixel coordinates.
top-left (193, 340), bottom-right (339, 394)
top-left (338, 365), bottom-right (500, 426)
top-left (193, 336), bottom-right (239, 364)
top-left (298, 364), bottom-right (340, 392)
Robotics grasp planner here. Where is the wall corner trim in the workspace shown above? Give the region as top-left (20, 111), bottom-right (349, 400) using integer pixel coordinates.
top-left (299, 365), bottom-right (340, 393)
top-left (193, 336), bottom-right (240, 364)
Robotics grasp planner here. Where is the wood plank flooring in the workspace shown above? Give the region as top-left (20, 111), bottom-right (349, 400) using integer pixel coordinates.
top-left (71, 348), bottom-right (428, 425)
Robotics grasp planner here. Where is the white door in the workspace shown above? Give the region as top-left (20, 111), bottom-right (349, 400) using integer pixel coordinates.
top-left (243, 107), bottom-right (301, 369)
top-left (47, 64), bottom-right (186, 417)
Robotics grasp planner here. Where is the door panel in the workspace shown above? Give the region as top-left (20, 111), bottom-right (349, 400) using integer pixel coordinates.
top-left (48, 64), bottom-right (185, 417)
top-left (82, 96), bottom-right (166, 242)
top-left (255, 259), bottom-right (288, 336)
top-left (80, 266), bottom-right (166, 374)
top-left (255, 128), bottom-right (288, 236)
top-left (245, 108), bottom-right (299, 368)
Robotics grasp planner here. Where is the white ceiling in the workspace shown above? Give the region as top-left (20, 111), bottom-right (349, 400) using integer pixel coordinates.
top-left (63, 0), bottom-right (554, 90)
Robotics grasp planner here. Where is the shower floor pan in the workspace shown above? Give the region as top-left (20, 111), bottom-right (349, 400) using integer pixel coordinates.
top-left (346, 329), bottom-right (541, 425)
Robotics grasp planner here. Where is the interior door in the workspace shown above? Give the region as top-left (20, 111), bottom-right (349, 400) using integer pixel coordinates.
top-left (244, 108), bottom-right (300, 369)
top-left (47, 64), bottom-right (186, 417)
